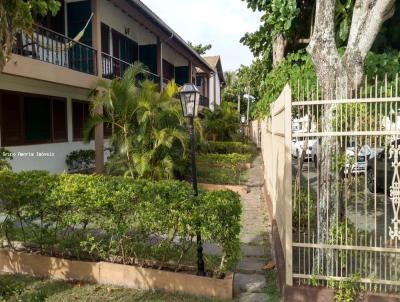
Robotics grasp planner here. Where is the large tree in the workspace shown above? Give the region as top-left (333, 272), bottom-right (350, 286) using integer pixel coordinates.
top-left (0, 0), bottom-right (60, 72)
top-left (308, 0), bottom-right (396, 94)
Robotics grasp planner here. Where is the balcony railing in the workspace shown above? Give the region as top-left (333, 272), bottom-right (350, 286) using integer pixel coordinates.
top-left (199, 95), bottom-right (210, 108)
top-left (102, 52), bottom-right (160, 84)
top-left (13, 25), bottom-right (97, 75)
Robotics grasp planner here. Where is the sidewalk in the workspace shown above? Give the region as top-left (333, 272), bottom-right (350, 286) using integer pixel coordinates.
top-left (234, 155), bottom-right (280, 302)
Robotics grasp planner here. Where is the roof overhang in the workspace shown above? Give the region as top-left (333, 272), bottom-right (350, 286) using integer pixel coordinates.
top-left (111, 0), bottom-right (214, 74)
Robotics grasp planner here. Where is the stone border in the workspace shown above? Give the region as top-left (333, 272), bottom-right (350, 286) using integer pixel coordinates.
top-left (261, 185), bottom-right (400, 302)
top-left (0, 249), bottom-right (233, 300)
top-left (199, 183), bottom-right (248, 197)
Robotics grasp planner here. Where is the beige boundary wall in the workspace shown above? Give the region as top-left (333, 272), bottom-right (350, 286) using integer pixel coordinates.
top-left (249, 84), bottom-right (293, 286)
top-left (0, 249), bottom-right (233, 300)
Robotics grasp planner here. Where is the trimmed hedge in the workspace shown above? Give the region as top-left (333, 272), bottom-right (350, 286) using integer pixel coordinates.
top-left (0, 171), bottom-right (241, 274)
top-left (198, 153), bottom-right (252, 168)
top-left (201, 141), bottom-right (256, 155)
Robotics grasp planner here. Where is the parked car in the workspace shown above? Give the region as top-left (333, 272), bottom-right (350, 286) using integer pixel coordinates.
top-left (367, 140), bottom-right (399, 193)
top-left (291, 138), bottom-right (317, 162)
top-left (344, 145), bottom-right (375, 175)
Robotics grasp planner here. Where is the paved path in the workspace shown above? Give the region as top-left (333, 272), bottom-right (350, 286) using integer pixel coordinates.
top-left (234, 155), bottom-right (273, 302)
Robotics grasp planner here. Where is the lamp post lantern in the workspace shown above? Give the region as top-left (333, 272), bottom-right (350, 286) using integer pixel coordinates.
top-left (179, 83), bottom-right (205, 276)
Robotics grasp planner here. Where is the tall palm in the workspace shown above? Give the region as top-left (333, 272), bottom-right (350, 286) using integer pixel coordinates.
top-left (202, 102), bottom-right (239, 141)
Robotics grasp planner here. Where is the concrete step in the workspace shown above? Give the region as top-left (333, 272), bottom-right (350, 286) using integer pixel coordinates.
top-left (234, 273), bottom-right (267, 295)
top-left (236, 258), bottom-right (267, 274)
top-left (238, 292), bottom-right (267, 302)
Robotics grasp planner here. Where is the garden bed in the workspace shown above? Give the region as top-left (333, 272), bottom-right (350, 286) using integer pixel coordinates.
top-left (0, 249), bottom-right (233, 300)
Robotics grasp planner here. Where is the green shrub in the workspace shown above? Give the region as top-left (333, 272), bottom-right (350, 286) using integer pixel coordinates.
top-left (198, 153), bottom-right (252, 167)
top-left (199, 190), bottom-right (242, 272)
top-left (0, 171), bottom-right (242, 274)
top-left (201, 141), bottom-right (257, 155)
top-left (65, 149), bottom-right (95, 172)
top-left (196, 153), bottom-right (251, 185)
top-left (0, 147), bottom-right (13, 171)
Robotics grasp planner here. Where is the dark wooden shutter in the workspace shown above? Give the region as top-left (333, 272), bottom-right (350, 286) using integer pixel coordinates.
top-left (73, 101), bottom-right (84, 140)
top-left (163, 59), bottom-right (175, 80)
top-left (24, 96), bottom-right (51, 143)
top-left (101, 23), bottom-right (110, 54)
top-left (52, 99), bottom-right (67, 142)
top-left (112, 29), bottom-right (120, 59)
top-left (1, 92), bottom-right (23, 146)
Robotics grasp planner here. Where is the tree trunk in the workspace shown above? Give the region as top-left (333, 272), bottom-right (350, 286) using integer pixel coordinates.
top-left (272, 34), bottom-right (287, 67)
top-left (306, 0), bottom-right (396, 276)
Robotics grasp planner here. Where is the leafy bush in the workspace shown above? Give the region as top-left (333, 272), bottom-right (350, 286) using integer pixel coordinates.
top-left (0, 147), bottom-right (13, 171)
top-left (202, 102), bottom-right (240, 141)
top-left (0, 171), bottom-right (242, 275)
top-left (198, 153), bottom-right (252, 168)
top-left (201, 141), bottom-right (257, 155)
top-left (65, 149), bottom-right (95, 172)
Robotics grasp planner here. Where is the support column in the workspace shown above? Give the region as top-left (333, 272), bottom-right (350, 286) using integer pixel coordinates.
top-left (188, 61), bottom-right (193, 83)
top-left (157, 37), bottom-right (163, 91)
top-left (91, 0), bottom-right (104, 173)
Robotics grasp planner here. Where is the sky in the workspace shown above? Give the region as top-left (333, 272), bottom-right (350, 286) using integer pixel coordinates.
top-left (142, 0), bottom-right (263, 71)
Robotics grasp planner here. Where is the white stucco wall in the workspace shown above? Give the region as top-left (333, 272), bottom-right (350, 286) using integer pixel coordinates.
top-left (163, 43), bottom-right (187, 67)
top-left (0, 74), bottom-right (108, 173)
top-left (100, 0), bottom-right (157, 46)
top-left (215, 73), bottom-right (221, 106)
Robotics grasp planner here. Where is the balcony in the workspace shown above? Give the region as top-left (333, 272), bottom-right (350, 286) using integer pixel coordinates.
top-left (102, 53), bottom-right (160, 84)
top-left (13, 25), bottom-right (97, 75)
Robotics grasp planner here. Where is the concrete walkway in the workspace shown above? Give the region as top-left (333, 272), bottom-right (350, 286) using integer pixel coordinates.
top-left (234, 155), bottom-right (273, 302)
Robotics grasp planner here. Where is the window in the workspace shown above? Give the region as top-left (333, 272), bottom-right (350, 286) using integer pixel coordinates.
top-left (111, 29), bottom-right (138, 63)
top-left (0, 91), bottom-right (67, 146)
top-left (72, 100), bottom-right (91, 140)
top-left (1, 93), bottom-right (23, 146)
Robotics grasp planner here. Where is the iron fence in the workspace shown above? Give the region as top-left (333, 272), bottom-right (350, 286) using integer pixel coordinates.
top-left (250, 75), bottom-right (400, 294)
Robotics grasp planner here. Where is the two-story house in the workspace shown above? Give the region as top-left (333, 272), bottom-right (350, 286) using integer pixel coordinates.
top-left (195, 56), bottom-right (226, 111)
top-left (0, 0), bottom-right (213, 173)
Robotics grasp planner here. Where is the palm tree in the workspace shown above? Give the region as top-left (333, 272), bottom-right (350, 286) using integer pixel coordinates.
top-left (224, 71), bottom-right (237, 88)
top-left (85, 63), bottom-right (192, 180)
top-left (202, 102), bottom-right (239, 141)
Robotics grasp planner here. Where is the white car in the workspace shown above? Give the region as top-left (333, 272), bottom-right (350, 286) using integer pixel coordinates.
top-left (344, 145), bottom-right (376, 174)
top-left (291, 139), bottom-right (317, 162)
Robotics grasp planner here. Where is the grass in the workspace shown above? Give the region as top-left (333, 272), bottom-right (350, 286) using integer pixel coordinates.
top-left (0, 274), bottom-right (224, 302)
top-left (265, 270), bottom-right (281, 302)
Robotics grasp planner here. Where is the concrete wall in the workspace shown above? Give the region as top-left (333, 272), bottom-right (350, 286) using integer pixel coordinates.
top-left (209, 74), bottom-right (215, 111)
top-left (163, 43), bottom-right (187, 67)
top-left (0, 74), bottom-right (108, 173)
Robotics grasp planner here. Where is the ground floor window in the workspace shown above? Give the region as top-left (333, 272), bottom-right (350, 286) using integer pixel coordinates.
top-left (0, 91), bottom-right (67, 146)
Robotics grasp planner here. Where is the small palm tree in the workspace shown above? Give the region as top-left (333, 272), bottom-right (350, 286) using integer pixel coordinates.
top-left (85, 63), bottom-right (194, 180)
top-left (202, 102), bottom-right (239, 141)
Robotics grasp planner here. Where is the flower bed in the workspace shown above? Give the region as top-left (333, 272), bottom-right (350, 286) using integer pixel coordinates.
top-left (0, 249), bottom-right (233, 299)
top-left (0, 171), bottom-right (241, 278)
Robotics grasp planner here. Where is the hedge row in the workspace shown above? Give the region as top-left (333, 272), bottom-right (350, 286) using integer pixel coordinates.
top-left (201, 141), bottom-right (256, 155)
top-left (0, 171), bottom-right (241, 274)
top-left (198, 153), bottom-right (252, 168)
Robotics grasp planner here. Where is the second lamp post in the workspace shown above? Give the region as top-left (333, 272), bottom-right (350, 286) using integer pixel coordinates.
top-left (179, 83), bottom-right (206, 276)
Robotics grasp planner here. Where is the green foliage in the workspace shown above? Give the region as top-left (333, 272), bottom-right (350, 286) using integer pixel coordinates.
top-left (86, 64), bottom-right (194, 180)
top-left (198, 153), bottom-right (252, 167)
top-left (187, 41), bottom-right (212, 55)
top-left (0, 171), bottom-right (242, 274)
top-left (252, 50), bottom-right (316, 117)
top-left (292, 183), bottom-right (317, 232)
top-left (65, 149), bottom-right (95, 172)
top-left (202, 102), bottom-right (240, 141)
top-left (197, 153), bottom-right (252, 185)
top-left (0, 0), bottom-right (60, 71)
top-left (335, 274), bottom-right (364, 302)
top-left (0, 148), bottom-right (13, 171)
top-left (199, 190), bottom-right (242, 271)
top-left (240, 0), bottom-right (299, 57)
top-left (201, 141), bottom-right (257, 155)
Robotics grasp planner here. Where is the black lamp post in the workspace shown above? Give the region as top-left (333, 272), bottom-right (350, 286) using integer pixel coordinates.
top-left (179, 83), bottom-right (206, 276)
